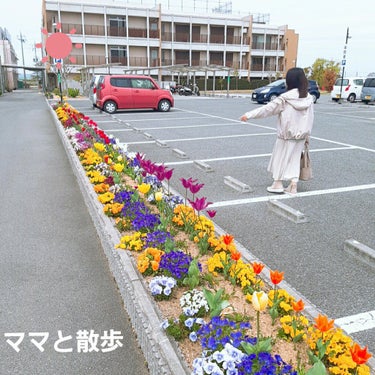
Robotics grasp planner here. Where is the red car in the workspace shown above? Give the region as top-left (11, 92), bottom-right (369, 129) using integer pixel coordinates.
top-left (96, 74), bottom-right (174, 113)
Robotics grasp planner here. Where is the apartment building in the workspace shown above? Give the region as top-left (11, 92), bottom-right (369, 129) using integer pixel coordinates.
top-left (0, 27), bottom-right (19, 92)
top-left (42, 0), bottom-right (298, 86)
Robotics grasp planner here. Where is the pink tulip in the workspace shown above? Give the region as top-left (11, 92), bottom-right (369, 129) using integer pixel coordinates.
top-left (164, 168), bottom-right (174, 181)
top-left (206, 210), bottom-right (217, 218)
top-left (180, 177), bottom-right (196, 189)
top-left (189, 182), bottom-right (204, 195)
top-left (189, 197), bottom-right (212, 211)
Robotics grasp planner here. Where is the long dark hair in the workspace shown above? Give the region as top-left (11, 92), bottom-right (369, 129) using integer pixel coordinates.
top-left (286, 67), bottom-right (308, 98)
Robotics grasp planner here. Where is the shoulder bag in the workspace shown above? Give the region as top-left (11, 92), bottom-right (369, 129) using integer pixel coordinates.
top-left (300, 143), bottom-right (312, 181)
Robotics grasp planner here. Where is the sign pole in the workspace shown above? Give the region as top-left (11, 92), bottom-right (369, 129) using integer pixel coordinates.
top-left (57, 68), bottom-right (63, 102)
top-left (338, 27), bottom-right (350, 104)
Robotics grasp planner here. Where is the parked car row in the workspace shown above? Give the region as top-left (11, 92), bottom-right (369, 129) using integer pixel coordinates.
top-left (330, 77), bottom-right (364, 103)
top-left (88, 74), bottom-right (174, 113)
top-left (251, 79), bottom-right (321, 104)
top-left (330, 76), bottom-right (375, 104)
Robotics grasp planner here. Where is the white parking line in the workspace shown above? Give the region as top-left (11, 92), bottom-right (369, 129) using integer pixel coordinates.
top-left (162, 132), bottom-right (276, 143)
top-left (163, 146), bottom-right (356, 166)
top-left (335, 310), bottom-right (375, 334)
top-left (209, 184), bottom-right (375, 208)
top-left (106, 121), bottom-right (254, 132)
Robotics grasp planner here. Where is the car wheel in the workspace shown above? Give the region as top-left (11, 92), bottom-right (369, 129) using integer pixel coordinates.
top-left (158, 99), bottom-right (171, 112)
top-left (103, 100), bottom-right (117, 114)
top-left (347, 94), bottom-right (356, 103)
top-left (269, 94), bottom-right (278, 101)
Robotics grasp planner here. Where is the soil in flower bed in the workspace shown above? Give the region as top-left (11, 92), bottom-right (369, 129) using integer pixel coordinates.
top-left (124, 231), bottom-right (310, 372)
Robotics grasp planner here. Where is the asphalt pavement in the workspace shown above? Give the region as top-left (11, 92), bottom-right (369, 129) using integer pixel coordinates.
top-left (0, 90), bottom-right (149, 375)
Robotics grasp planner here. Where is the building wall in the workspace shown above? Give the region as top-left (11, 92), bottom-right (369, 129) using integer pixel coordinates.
top-left (0, 28), bottom-right (18, 91)
top-left (42, 0), bottom-right (298, 82)
top-left (284, 28), bottom-right (299, 72)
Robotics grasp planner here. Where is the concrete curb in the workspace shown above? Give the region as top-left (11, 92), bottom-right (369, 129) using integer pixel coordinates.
top-left (48, 101), bottom-right (375, 375)
top-left (48, 103), bottom-right (190, 375)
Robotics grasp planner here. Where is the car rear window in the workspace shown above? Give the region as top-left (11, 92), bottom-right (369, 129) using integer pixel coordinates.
top-left (110, 77), bottom-right (131, 88)
top-left (364, 78), bottom-right (375, 87)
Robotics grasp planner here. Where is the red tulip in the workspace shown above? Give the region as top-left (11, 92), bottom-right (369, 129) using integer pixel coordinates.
top-left (223, 234), bottom-right (234, 245)
top-left (270, 270), bottom-right (284, 285)
top-left (252, 262), bottom-right (264, 275)
top-left (350, 343), bottom-right (372, 365)
top-left (231, 252), bottom-right (241, 261)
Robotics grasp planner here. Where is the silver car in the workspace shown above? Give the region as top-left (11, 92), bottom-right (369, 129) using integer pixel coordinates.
top-left (361, 76), bottom-right (375, 104)
top-left (88, 75), bottom-right (101, 108)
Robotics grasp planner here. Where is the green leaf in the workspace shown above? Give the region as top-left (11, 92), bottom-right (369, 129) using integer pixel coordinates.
top-left (306, 361), bottom-right (327, 375)
top-left (241, 338), bottom-right (272, 355)
top-left (203, 288), bottom-right (231, 318)
top-left (257, 337), bottom-right (272, 353)
top-left (241, 341), bottom-right (257, 354)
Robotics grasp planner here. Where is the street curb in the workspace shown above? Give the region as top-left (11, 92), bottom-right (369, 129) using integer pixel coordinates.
top-left (48, 103), bottom-right (190, 375)
top-left (48, 101), bottom-right (375, 375)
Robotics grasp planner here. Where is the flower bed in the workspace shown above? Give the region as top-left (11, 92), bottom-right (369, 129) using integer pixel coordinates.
top-left (53, 102), bottom-right (372, 375)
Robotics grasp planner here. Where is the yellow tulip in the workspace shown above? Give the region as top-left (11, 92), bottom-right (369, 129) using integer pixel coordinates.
top-left (155, 191), bottom-right (163, 201)
top-left (252, 291), bottom-right (268, 311)
top-left (138, 183), bottom-right (151, 194)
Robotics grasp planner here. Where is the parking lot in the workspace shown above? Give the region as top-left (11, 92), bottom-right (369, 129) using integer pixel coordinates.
top-left (71, 93), bottom-right (375, 357)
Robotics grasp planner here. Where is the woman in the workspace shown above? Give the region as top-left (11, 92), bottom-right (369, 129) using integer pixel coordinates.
top-left (240, 68), bottom-right (314, 194)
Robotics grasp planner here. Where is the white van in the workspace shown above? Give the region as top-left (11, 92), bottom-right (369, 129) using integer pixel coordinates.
top-left (330, 77), bottom-right (364, 102)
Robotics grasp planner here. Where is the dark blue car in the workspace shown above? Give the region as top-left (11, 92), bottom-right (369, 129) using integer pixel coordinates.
top-left (251, 79), bottom-right (320, 104)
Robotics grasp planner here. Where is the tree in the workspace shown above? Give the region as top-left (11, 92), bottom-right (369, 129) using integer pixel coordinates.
top-left (322, 69), bottom-right (338, 92)
top-left (307, 59), bottom-right (340, 90)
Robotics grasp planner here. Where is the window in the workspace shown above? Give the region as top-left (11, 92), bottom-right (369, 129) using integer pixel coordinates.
top-left (364, 78), bottom-right (375, 87)
top-left (110, 77), bottom-right (131, 88)
top-left (110, 47), bottom-right (127, 64)
top-left (131, 78), bottom-right (154, 89)
top-left (353, 79), bottom-right (364, 85)
top-left (335, 79), bottom-right (349, 86)
top-left (109, 17), bottom-right (126, 36)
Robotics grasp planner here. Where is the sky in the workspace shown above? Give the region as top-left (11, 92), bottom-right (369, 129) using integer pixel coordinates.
top-left (1, 0), bottom-right (374, 77)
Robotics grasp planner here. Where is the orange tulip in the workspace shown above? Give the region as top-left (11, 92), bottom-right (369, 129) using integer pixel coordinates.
top-left (231, 251), bottom-right (241, 261)
top-left (313, 314), bottom-right (334, 332)
top-left (350, 343), bottom-right (372, 365)
top-left (292, 299), bottom-right (305, 313)
top-left (223, 234), bottom-right (234, 245)
top-left (270, 270), bottom-right (284, 285)
top-left (252, 262), bottom-right (264, 275)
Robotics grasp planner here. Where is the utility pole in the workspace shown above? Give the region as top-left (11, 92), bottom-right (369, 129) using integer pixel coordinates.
top-left (338, 27), bottom-right (351, 104)
top-left (18, 32), bottom-right (27, 89)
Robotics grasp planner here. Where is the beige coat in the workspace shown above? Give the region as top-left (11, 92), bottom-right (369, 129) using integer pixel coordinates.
top-left (244, 88), bottom-right (314, 140)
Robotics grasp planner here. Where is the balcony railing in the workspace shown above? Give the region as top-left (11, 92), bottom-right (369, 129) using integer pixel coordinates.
top-left (252, 42), bottom-right (285, 51)
top-left (48, 21), bottom-right (255, 47)
top-left (110, 56), bottom-right (128, 65)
